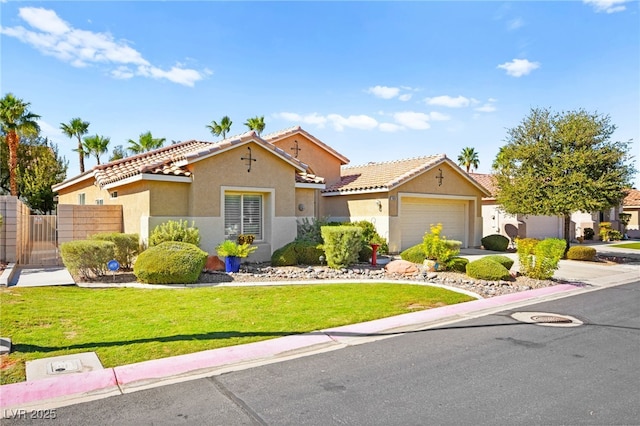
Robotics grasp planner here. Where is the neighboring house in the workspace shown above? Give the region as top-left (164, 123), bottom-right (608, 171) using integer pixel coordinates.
top-left (623, 188), bottom-right (640, 239)
top-left (470, 173), bottom-right (625, 242)
top-left (322, 156), bottom-right (490, 252)
top-left (52, 126), bottom-right (488, 259)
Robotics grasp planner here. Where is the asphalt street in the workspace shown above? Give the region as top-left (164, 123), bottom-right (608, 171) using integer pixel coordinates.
top-left (6, 281), bottom-right (638, 426)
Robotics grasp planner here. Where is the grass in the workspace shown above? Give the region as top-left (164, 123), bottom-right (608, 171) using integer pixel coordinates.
top-left (0, 284), bottom-right (473, 384)
top-left (610, 242), bottom-right (640, 250)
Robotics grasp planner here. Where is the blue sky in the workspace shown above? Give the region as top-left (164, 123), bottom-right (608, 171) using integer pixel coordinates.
top-left (1, 1), bottom-right (639, 187)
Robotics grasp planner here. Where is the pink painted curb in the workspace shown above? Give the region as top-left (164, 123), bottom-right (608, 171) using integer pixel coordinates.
top-left (0, 368), bottom-right (118, 409)
top-left (113, 332), bottom-right (336, 386)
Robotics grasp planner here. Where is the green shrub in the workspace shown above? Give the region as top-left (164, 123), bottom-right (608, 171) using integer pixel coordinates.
top-left (516, 237), bottom-right (565, 280)
top-left (91, 232), bottom-right (140, 269)
top-left (321, 226), bottom-right (363, 269)
top-left (583, 228), bottom-right (595, 240)
top-left (271, 240), bottom-right (325, 266)
top-left (215, 240), bottom-right (257, 258)
top-left (60, 240), bottom-right (116, 279)
top-left (481, 234), bottom-right (510, 252)
top-left (446, 256), bottom-right (469, 273)
top-left (609, 230), bottom-right (622, 241)
top-left (423, 223), bottom-right (460, 264)
top-left (599, 222), bottom-right (612, 241)
top-left (482, 255), bottom-right (514, 270)
top-left (400, 244), bottom-right (426, 263)
top-left (297, 217), bottom-right (331, 244)
top-left (566, 246), bottom-right (597, 261)
top-left (466, 257), bottom-right (512, 281)
top-left (149, 220), bottom-right (200, 247)
top-left (134, 241), bottom-right (207, 284)
top-left (350, 220), bottom-right (389, 255)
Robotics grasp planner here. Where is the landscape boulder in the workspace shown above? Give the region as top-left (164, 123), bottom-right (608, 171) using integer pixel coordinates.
top-left (385, 259), bottom-right (419, 275)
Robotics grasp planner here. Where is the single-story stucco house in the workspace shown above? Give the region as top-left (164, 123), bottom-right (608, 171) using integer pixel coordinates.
top-left (52, 126), bottom-right (489, 260)
top-left (470, 172), bottom-right (626, 243)
top-left (623, 188), bottom-right (640, 239)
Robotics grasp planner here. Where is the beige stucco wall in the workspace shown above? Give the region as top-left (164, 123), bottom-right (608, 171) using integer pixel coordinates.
top-left (295, 188), bottom-right (317, 217)
top-left (270, 134), bottom-right (343, 186)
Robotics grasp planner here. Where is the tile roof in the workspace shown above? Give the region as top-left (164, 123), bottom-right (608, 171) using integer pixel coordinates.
top-left (624, 188), bottom-right (640, 207)
top-left (263, 125), bottom-right (350, 165)
top-left (323, 155), bottom-right (447, 194)
top-left (55, 129), bottom-right (319, 190)
top-left (468, 173), bottom-right (498, 198)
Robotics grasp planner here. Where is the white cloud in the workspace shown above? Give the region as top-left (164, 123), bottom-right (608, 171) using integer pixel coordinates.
top-left (428, 111), bottom-right (451, 121)
top-left (367, 85), bottom-right (400, 99)
top-left (475, 104), bottom-right (497, 113)
top-left (1, 7), bottom-right (206, 86)
top-left (425, 95), bottom-right (471, 108)
top-left (273, 112), bottom-right (328, 127)
top-left (39, 120), bottom-right (64, 140)
top-left (583, 0), bottom-right (628, 13)
top-left (497, 58), bottom-right (540, 77)
top-left (507, 17), bottom-right (524, 30)
top-left (398, 93), bottom-right (413, 102)
top-left (393, 111), bottom-right (431, 130)
top-left (327, 114), bottom-right (378, 131)
top-left (379, 123), bottom-right (405, 132)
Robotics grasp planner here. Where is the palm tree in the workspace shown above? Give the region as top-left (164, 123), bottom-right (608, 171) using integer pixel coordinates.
top-left (83, 134), bottom-right (110, 165)
top-left (128, 131), bottom-right (166, 154)
top-left (457, 147), bottom-right (480, 173)
top-left (60, 117), bottom-right (90, 173)
top-left (206, 116), bottom-right (232, 139)
top-left (244, 115), bottom-right (266, 136)
top-left (0, 93), bottom-right (41, 195)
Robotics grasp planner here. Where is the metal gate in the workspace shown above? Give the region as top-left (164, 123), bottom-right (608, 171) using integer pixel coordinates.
top-left (18, 215), bottom-right (60, 266)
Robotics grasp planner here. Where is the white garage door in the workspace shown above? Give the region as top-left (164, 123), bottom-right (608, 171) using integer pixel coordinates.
top-left (400, 198), bottom-right (467, 250)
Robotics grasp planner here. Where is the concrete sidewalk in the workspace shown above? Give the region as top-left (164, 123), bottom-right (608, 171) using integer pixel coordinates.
top-left (1, 243), bottom-right (638, 413)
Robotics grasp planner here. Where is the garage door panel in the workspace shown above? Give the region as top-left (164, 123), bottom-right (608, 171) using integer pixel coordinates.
top-left (400, 199), bottom-right (466, 250)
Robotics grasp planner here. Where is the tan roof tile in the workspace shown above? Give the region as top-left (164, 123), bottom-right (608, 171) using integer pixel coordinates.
top-left (624, 188), bottom-right (640, 207)
top-left (468, 173), bottom-right (498, 197)
top-left (323, 155), bottom-right (447, 194)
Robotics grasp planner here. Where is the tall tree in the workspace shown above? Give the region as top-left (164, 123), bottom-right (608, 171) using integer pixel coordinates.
top-left (0, 93), bottom-right (41, 196)
top-left (457, 147), bottom-right (480, 173)
top-left (128, 131), bottom-right (166, 154)
top-left (83, 134), bottom-right (110, 165)
top-left (109, 145), bottom-right (127, 162)
top-left (60, 117), bottom-right (90, 173)
top-left (206, 116), bottom-right (232, 139)
top-left (493, 107), bottom-right (636, 252)
top-left (244, 115), bottom-right (266, 136)
top-left (18, 140), bottom-right (68, 214)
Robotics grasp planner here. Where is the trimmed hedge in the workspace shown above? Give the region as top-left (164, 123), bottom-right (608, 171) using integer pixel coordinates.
top-left (447, 256), bottom-right (469, 273)
top-left (481, 234), bottom-right (510, 252)
top-left (271, 240), bottom-right (325, 266)
top-left (466, 257), bottom-right (512, 281)
top-left (134, 241), bottom-right (208, 284)
top-left (149, 220), bottom-right (200, 247)
top-left (400, 244), bottom-right (426, 263)
top-left (516, 237), bottom-right (565, 280)
top-left (60, 240), bottom-right (116, 279)
top-left (91, 232), bottom-right (139, 269)
top-left (567, 246), bottom-right (597, 261)
top-left (482, 255), bottom-right (514, 270)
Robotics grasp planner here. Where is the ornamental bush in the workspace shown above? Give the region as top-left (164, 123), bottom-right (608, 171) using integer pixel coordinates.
top-left (149, 219), bottom-right (200, 247)
top-left (583, 228), bottom-right (595, 240)
top-left (271, 240), bottom-right (325, 266)
top-left (134, 241), bottom-right (207, 284)
top-left (466, 257), bottom-right (512, 281)
top-left (350, 220), bottom-right (389, 260)
top-left (320, 226), bottom-right (362, 269)
top-left (423, 224), bottom-right (460, 265)
top-left (516, 237), bottom-right (565, 280)
top-left (566, 246), bottom-right (597, 261)
top-left (447, 256), bottom-right (469, 273)
top-left (482, 255), bottom-right (514, 270)
top-left (481, 234), bottom-right (510, 252)
top-left (400, 244), bottom-right (426, 263)
top-left (60, 240), bottom-right (116, 279)
top-left (91, 232), bottom-right (140, 269)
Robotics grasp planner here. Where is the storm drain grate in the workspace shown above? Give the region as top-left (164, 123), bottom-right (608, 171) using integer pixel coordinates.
top-left (511, 312), bottom-right (584, 327)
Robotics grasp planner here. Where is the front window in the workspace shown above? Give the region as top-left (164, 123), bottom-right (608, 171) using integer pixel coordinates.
top-left (78, 193), bottom-right (85, 205)
top-left (225, 194), bottom-right (262, 241)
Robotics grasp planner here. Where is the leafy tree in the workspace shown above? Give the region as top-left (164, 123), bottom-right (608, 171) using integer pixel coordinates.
top-left (493, 108), bottom-right (636, 253)
top-left (206, 116), bottom-right (232, 139)
top-left (457, 147), bottom-right (480, 173)
top-left (244, 115), bottom-right (266, 136)
top-left (128, 131), bottom-right (165, 154)
top-left (60, 117), bottom-right (90, 173)
top-left (0, 93), bottom-right (41, 196)
top-left (109, 145), bottom-right (127, 162)
top-left (82, 134), bottom-right (110, 165)
top-left (19, 141), bottom-right (68, 214)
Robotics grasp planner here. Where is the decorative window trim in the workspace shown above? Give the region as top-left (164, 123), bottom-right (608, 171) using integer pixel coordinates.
top-left (78, 193), bottom-right (86, 205)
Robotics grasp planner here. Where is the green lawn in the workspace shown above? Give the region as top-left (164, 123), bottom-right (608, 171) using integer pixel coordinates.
top-left (610, 242), bottom-right (640, 250)
top-left (0, 284), bottom-right (473, 384)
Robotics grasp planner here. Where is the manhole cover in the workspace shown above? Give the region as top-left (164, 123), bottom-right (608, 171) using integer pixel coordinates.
top-left (511, 312), bottom-right (583, 327)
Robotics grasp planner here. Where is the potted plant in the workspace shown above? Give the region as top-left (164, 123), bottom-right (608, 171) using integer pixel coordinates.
top-left (216, 240), bottom-right (257, 273)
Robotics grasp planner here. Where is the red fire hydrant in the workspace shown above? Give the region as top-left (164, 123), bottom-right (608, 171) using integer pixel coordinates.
top-left (370, 243), bottom-right (380, 266)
